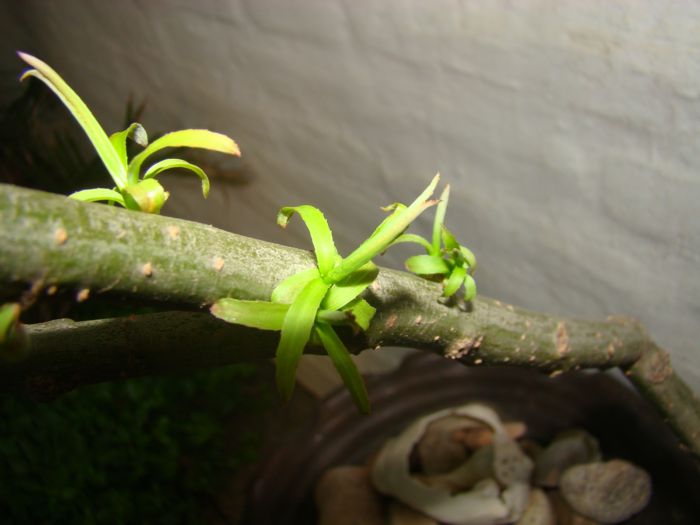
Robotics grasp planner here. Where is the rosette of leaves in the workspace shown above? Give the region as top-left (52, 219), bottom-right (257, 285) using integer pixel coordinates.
top-left (17, 52), bottom-right (240, 213)
top-left (394, 185), bottom-right (477, 300)
top-left (211, 176), bottom-right (441, 413)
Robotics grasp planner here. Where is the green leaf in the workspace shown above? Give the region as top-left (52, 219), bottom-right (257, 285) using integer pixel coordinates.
top-left (460, 245), bottom-right (477, 271)
top-left (0, 303), bottom-right (19, 345)
top-left (210, 299), bottom-right (288, 330)
top-left (18, 52), bottom-right (127, 188)
top-left (405, 254), bottom-right (449, 275)
top-left (122, 179), bottom-right (169, 213)
top-left (68, 188), bottom-right (126, 206)
top-left (315, 322), bottom-right (370, 414)
top-left (443, 265), bottom-right (466, 297)
top-left (321, 262), bottom-right (378, 311)
top-left (271, 268), bottom-right (320, 304)
top-left (316, 309), bottom-right (352, 325)
top-left (143, 158), bottom-right (210, 198)
top-left (433, 184), bottom-right (450, 252)
top-left (276, 277), bottom-right (330, 401)
top-left (343, 298), bottom-right (376, 332)
top-left (326, 174), bottom-right (440, 282)
top-left (441, 225), bottom-right (461, 253)
top-left (390, 233), bottom-right (433, 253)
top-left (0, 303), bottom-right (28, 361)
top-left (277, 206), bottom-right (340, 277)
top-left (463, 273), bottom-right (477, 301)
top-left (109, 123), bottom-right (148, 168)
top-left (127, 129), bottom-right (240, 184)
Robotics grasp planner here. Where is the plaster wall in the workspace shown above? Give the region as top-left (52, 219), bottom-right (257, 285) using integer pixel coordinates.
top-left (2, 1), bottom-right (699, 392)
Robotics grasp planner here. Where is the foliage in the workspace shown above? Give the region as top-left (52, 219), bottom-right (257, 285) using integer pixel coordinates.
top-left (394, 185), bottom-right (477, 300)
top-left (211, 175), bottom-right (442, 412)
top-left (0, 364), bottom-right (270, 524)
top-left (0, 303), bottom-right (28, 361)
top-left (17, 52), bottom-right (240, 213)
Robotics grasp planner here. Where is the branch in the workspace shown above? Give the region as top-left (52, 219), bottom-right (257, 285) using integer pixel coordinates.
top-left (1, 183), bottom-right (699, 455)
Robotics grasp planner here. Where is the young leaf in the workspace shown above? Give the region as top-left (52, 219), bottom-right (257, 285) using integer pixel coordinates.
top-left (463, 274), bottom-right (477, 301)
top-left (277, 205), bottom-right (340, 277)
top-left (342, 298), bottom-right (376, 332)
top-left (69, 188), bottom-right (127, 206)
top-left (433, 184), bottom-right (450, 252)
top-left (460, 245), bottom-right (477, 271)
top-left (271, 268), bottom-right (320, 304)
top-left (143, 158), bottom-right (210, 198)
top-left (17, 52), bottom-right (127, 188)
top-left (390, 233), bottom-right (433, 253)
top-left (276, 277), bottom-right (330, 401)
top-left (109, 123), bottom-right (148, 168)
top-left (405, 254), bottom-right (450, 275)
top-left (321, 262), bottom-right (378, 311)
top-left (443, 265), bottom-right (466, 297)
top-left (325, 174), bottom-right (440, 282)
top-left (127, 129), bottom-right (240, 184)
top-left (315, 322), bottom-right (370, 414)
top-left (122, 179), bottom-right (169, 213)
top-left (210, 299), bottom-right (289, 330)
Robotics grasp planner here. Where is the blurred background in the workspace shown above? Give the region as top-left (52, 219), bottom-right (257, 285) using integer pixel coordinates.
top-left (2, 1), bottom-right (700, 522)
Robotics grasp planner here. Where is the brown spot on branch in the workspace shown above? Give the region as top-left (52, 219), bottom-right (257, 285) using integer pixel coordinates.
top-left (54, 227), bottom-right (67, 245)
top-left (556, 321), bottom-right (570, 356)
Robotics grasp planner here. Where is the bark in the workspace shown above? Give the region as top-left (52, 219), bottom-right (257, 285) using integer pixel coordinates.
top-left (1, 183), bottom-right (699, 456)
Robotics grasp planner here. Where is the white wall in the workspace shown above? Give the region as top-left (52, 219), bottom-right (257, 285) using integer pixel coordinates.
top-left (3, 1), bottom-right (699, 392)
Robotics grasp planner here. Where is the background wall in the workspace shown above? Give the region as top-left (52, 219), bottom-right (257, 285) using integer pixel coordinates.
top-left (2, 1), bottom-right (699, 392)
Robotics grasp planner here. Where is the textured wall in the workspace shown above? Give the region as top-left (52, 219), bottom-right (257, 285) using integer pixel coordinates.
top-left (2, 1), bottom-right (699, 392)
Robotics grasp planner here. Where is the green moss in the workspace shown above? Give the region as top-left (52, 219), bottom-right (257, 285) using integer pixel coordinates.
top-left (0, 364), bottom-right (271, 524)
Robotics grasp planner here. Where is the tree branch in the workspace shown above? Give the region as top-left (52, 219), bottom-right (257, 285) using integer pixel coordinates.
top-left (1, 183), bottom-right (699, 456)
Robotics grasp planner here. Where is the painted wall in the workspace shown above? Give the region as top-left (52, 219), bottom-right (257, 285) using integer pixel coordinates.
top-left (3, 1), bottom-right (699, 392)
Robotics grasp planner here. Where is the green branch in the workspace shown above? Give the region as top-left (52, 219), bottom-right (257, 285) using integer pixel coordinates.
top-left (1, 183), bottom-right (699, 455)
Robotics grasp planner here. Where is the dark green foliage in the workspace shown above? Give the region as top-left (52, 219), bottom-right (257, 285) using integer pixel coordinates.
top-left (0, 364), bottom-right (270, 524)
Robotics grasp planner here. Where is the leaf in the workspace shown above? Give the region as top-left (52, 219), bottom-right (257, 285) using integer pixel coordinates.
top-left (0, 303), bottom-right (19, 345)
top-left (68, 188), bottom-right (127, 206)
top-left (122, 179), bottom-right (169, 213)
top-left (343, 298), bottom-right (376, 332)
top-left (389, 233), bottom-right (433, 253)
top-left (277, 206), bottom-right (340, 277)
top-left (463, 273), bottom-right (477, 301)
top-left (127, 129), bottom-right (240, 184)
top-left (433, 184), bottom-right (450, 252)
top-left (326, 174), bottom-right (440, 282)
top-left (17, 52), bottom-right (127, 188)
top-left (442, 265), bottom-right (466, 297)
top-left (143, 158), bottom-right (210, 198)
top-left (315, 322), bottom-right (370, 414)
top-left (276, 277), bottom-right (330, 401)
top-left (321, 262), bottom-right (378, 311)
top-left (441, 225), bottom-right (461, 253)
top-left (109, 123), bottom-right (148, 168)
top-left (271, 268), bottom-right (320, 304)
top-left (405, 254), bottom-right (449, 275)
top-left (210, 299), bottom-right (288, 330)
top-left (460, 245), bottom-right (477, 271)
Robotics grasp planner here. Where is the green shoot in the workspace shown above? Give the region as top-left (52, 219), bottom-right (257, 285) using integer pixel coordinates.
top-left (211, 175), bottom-right (441, 413)
top-left (0, 303), bottom-right (29, 361)
top-left (393, 184), bottom-right (478, 300)
top-left (17, 52), bottom-right (240, 213)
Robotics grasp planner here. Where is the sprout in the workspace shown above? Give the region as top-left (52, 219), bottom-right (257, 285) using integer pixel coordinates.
top-left (17, 52), bottom-right (240, 213)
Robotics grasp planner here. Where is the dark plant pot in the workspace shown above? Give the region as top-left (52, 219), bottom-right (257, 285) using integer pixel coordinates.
top-left (245, 353), bottom-right (700, 524)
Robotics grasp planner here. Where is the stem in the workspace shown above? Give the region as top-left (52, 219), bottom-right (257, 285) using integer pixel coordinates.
top-left (1, 183), bottom-right (699, 455)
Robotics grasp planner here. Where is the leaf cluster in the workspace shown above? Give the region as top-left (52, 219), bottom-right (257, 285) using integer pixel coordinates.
top-left (212, 175), bottom-right (442, 412)
top-left (395, 185), bottom-right (477, 300)
top-left (17, 52), bottom-right (240, 213)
